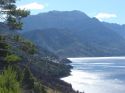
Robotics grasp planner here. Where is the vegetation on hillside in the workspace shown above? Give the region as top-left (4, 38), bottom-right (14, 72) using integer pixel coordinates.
top-left (22, 11), bottom-right (125, 57)
top-left (0, 34), bottom-right (48, 93)
top-left (0, 66), bottom-right (21, 93)
top-left (5, 54), bottom-right (22, 63)
top-left (0, 1), bottom-right (82, 93)
top-left (0, 33), bottom-right (80, 93)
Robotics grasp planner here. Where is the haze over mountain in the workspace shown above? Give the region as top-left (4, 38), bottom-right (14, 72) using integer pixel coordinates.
top-left (22, 10), bottom-right (125, 57)
top-left (102, 22), bottom-right (125, 38)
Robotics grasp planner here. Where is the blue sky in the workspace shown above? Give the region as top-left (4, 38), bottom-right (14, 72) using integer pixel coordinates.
top-left (17, 0), bottom-right (125, 24)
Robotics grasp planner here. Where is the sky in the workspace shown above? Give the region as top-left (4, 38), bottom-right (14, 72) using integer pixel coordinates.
top-left (16, 0), bottom-right (125, 24)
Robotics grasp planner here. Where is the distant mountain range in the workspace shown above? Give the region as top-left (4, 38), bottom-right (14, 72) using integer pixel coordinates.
top-left (22, 10), bottom-right (125, 57)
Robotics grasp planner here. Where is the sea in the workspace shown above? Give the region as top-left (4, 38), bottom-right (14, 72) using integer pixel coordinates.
top-left (61, 57), bottom-right (125, 93)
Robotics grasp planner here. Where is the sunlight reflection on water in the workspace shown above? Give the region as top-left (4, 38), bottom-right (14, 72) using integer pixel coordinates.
top-left (61, 57), bottom-right (125, 93)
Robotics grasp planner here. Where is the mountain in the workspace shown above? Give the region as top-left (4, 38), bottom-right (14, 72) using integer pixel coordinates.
top-left (102, 22), bottom-right (125, 38)
top-left (22, 10), bottom-right (90, 31)
top-left (22, 10), bottom-right (125, 57)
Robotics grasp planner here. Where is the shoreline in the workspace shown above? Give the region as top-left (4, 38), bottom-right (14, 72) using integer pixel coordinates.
top-left (68, 56), bottom-right (125, 61)
top-left (62, 57), bottom-right (125, 93)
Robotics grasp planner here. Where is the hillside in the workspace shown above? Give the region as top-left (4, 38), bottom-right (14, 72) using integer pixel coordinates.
top-left (22, 10), bottom-right (125, 57)
top-left (102, 22), bottom-right (125, 38)
top-left (0, 28), bottom-right (77, 93)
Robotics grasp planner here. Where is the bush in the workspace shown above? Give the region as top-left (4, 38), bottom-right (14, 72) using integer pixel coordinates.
top-left (0, 35), bottom-right (5, 41)
top-left (34, 82), bottom-right (47, 93)
top-left (12, 35), bottom-right (37, 54)
top-left (21, 40), bottom-right (36, 54)
top-left (0, 42), bottom-right (11, 49)
top-left (0, 66), bottom-right (21, 93)
top-left (5, 54), bottom-right (22, 63)
top-left (22, 67), bottom-right (34, 89)
top-left (0, 43), bottom-right (11, 57)
top-left (13, 35), bottom-right (21, 42)
top-left (13, 35), bottom-right (24, 42)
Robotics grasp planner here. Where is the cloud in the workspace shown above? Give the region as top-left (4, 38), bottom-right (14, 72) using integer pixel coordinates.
top-left (18, 2), bottom-right (45, 10)
top-left (95, 12), bottom-right (117, 21)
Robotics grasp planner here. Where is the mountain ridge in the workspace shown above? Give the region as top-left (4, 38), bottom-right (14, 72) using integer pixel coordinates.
top-left (22, 10), bottom-right (125, 57)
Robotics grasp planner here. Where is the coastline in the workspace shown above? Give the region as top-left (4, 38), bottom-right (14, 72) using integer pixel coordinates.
top-left (61, 57), bottom-right (125, 93)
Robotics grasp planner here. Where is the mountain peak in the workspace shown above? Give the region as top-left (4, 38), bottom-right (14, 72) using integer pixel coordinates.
top-left (47, 10), bottom-right (86, 14)
top-left (38, 10), bottom-right (89, 18)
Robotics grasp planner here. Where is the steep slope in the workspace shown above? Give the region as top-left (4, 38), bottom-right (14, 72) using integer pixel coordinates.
top-left (22, 27), bottom-right (125, 57)
top-left (102, 22), bottom-right (125, 38)
top-left (22, 11), bottom-right (125, 57)
top-left (0, 27), bottom-right (76, 93)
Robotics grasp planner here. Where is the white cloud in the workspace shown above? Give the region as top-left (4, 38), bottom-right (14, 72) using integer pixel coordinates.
top-left (18, 2), bottom-right (45, 10)
top-left (95, 12), bottom-right (117, 21)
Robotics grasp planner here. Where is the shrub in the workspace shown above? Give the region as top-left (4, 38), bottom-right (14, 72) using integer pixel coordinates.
top-left (12, 66), bottom-right (24, 84)
top-left (0, 66), bottom-right (21, 93)
top-left (13, 35), bottom-right (21, 42)
top-left (13, 35), bottom-right (24, 42)
top-left (22, 67), bottom-right (34, 89)
top-left (34, 82), bottom-right (47, 93)
top-left (21, 40), bottom-right (36, 54)
top-left (0, 35), bottom-right (5, 41)
top-left (0, 42), bottom-right (10, 49)
top-left (5, 54), bottom-right (22, 63)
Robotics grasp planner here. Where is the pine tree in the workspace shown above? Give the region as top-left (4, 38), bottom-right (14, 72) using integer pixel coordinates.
top-left (0, 0), bottom-right (30, 30)
top-left (0, 66), bottom-right (21, 93)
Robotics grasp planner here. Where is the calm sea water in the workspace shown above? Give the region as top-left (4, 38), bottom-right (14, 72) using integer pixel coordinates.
top-left (61, 57), bottom-right (125, 93)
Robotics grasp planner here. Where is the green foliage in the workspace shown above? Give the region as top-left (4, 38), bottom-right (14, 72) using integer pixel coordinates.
top-left (4, 44), bottom-right (11, 50)
top-left (22, 67), bottom-right (34, 89)
top-left (34, 82), bottom-right (47, 93)
top-left (0, 42), bottom-right (10, 50)
top-left (0, 37), bottom-right (11, 57)
top-left (34, 59), bottom-right (71, 77)
top-left (22, 67), bottom-right (47, 92)
top-left (21, 40), bottom-right (36, 54)
top-left (13, 35), bottom-right (22, 42)
top-left (0, 35), bottom-right (5, 41)
top-left (12, 65), bottom-right (24, 84)
top-left (12, 35), bottom-right (37, 54)
top-left (5, 54), bottom-right (21, 63)
top-left (0, 66), bottom-right (21, 93)
top-left (0, 0), bottom-right (30, 30)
